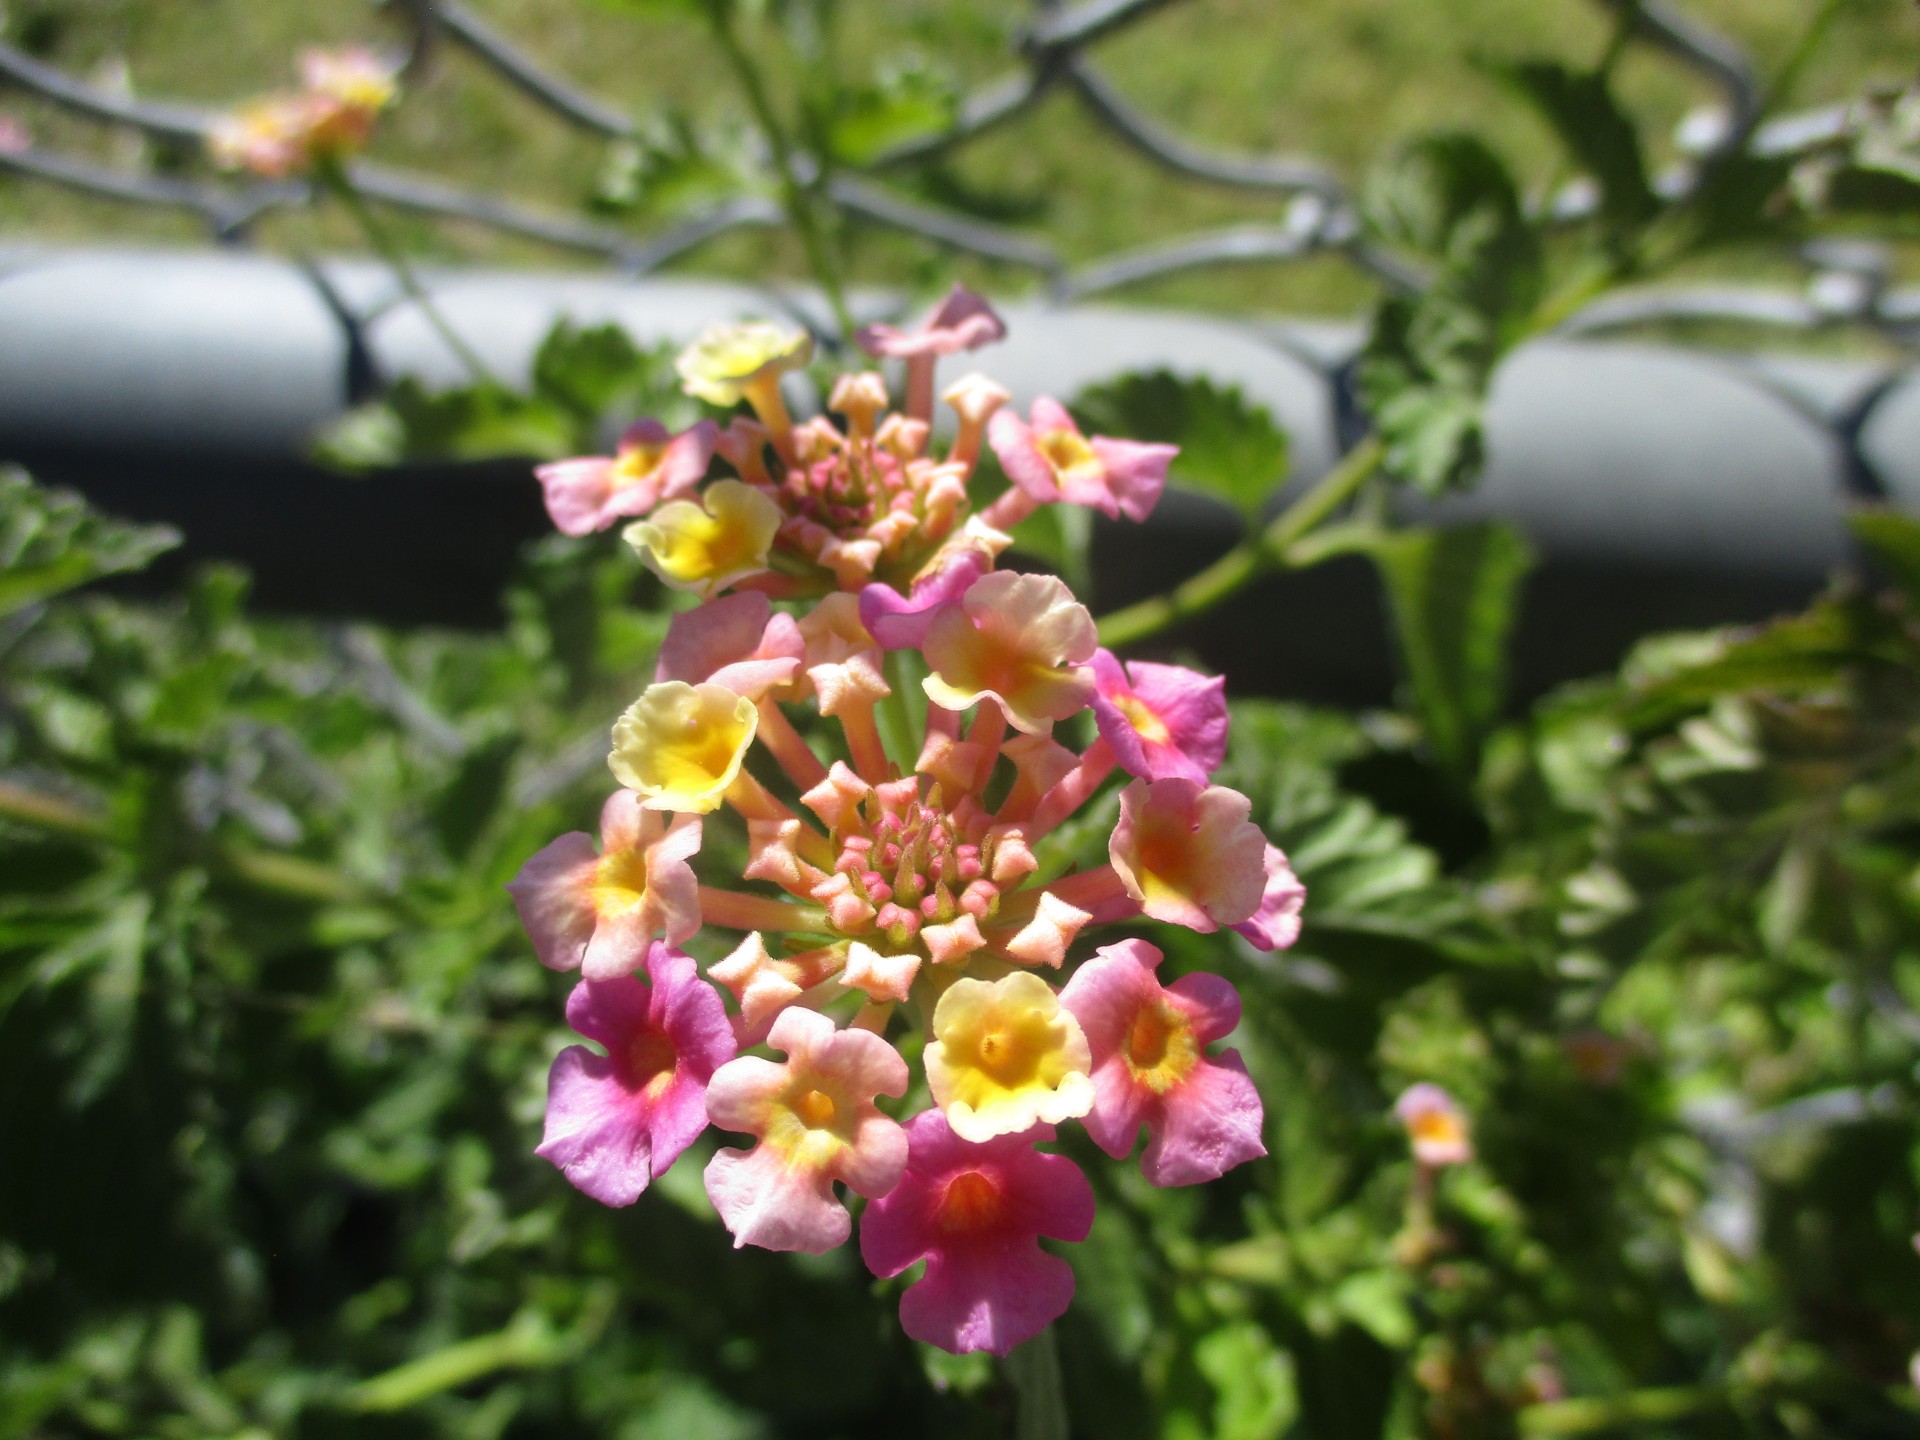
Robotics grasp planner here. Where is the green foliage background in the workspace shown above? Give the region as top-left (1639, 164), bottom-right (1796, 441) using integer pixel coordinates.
top-left (5, 440), bottom-right (1920, 1437)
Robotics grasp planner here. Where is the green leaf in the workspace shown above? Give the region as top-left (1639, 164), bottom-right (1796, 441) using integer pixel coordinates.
top-left (1851, 506), bottom-right (1920, 601)
top-left (828, 60), bottom-right (957, 167)
top-left (0, 470), bottom-right (180, 617)
top-left (1496, 60), bottom-right (1656, 237)
top-left (312, 379), bottom-right (578, 470)
top-left (1069, 370), bottom-right (1290, 521)
top-left (1359, 135), bottom-right (1543, 495)
top-left (1327, 522), bottom-right (1535, 774)
top-left (1193, 1323), bottom-right (1299, 1440)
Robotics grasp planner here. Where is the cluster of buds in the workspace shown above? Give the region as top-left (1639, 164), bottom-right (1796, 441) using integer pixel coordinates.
top-left (208, 47), bottom-right (398, 179)
top-left (512, 289), bottom-right (1305, 1356)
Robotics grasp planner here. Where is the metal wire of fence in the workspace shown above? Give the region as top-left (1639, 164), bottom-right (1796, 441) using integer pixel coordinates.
top-left (0, 0), bottom-right (1916, 503)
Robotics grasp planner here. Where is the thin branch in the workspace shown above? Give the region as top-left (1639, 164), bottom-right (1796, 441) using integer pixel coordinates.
top-left (0, 143), bottom-right (292, 239)
top-left (1596, 0), bottom-right (1759, 146)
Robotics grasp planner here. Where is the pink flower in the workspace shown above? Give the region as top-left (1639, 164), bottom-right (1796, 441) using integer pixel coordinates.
top-left (1089, 649), bottom-right (1228, 784)
top-left (0, 115), bottom-right (30, 155)
top-left (856, 284), bottom-right (1008, 361)
top-left (536, 944), bottom-right (736, 1206)
top-left (655, 591), bottom-right (803, 700)
top-left (989, 397), bottom-right (1174, 523)
top-left (704, 1007), bottom-right (910, 1253)
top-left (1109, 778), bottom-right (1267, 932)
top-left (535, 419), bottom-right (717, 537)
top-left (922, 571), bottom-right (1098, 735)
top-left (859, 1113), bottom-right (1094, 1356)
top-left (856, 286), bottom-right (1008, 422)
top-left (1231, 844), bottom-right (1306, 952)
top-left (1395, 1083), bottom-right (1473, 1167)
top-left (507, 792), bottom-right (702, 980)
top-left (1059, 939), bottom-right (1264, 1185)
top-left (858, 547), bottom-right (990, 652)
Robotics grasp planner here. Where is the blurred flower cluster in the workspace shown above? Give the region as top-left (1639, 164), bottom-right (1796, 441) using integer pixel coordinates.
top-left (511, 289), bottom-right (1304, 1354)
top-left (208, 46), bottom-right (398, 178)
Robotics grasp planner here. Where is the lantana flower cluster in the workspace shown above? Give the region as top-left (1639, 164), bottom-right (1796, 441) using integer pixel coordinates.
top-left (512, 289), bottom-right (1305, 1356)
top-left (208, 46), bottom-right (398, 179)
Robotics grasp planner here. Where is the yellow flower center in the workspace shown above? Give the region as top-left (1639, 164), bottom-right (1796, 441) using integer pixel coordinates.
top-left (591, 845), bottom-right (650, 916)
top-left (1038, 428), bottom-right (1100, 480)
top-left (1122, 999), bottom-right (1199, 1095)
top-left (938, 1170), bottom-right (1004, 1234)
top-left (1114, 692), bottom-right (1171, 745)
top-left (610, 443), bottom-right (667, 490)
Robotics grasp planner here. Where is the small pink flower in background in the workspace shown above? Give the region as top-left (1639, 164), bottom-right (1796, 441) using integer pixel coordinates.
top-left (989, 396), bottom-right (1175, 524)
top-left (654, 590), bottom-right (803, 700)
top-left (922, 571), bottom-right (1098, 735)
top-left (1058, 938), bottom-right (1265, 1186)
top-left (1395, 1083), bottom-right (1473, 1167)
top-left (0, 114), bottom-right (30, 155)
top-left (535, 419), bottom-right (718, 537)
top-left (536, 944), bottom-right (736, 1206)
top-left (856, 284), bottom-right (1008, 421)
top-left (1089, 649), bottom-right (1228, 784)
top-left (507, 791), bottom-right (702, 978)
top-left (1231, 844), bottom-right (1306, 952)
top-left (704, 1007), bottom-right (909, 1253)
top-left (860, 1114), bottom-right (1095, 1356)
top-left (1109, 778), bottom-right (1268, 932)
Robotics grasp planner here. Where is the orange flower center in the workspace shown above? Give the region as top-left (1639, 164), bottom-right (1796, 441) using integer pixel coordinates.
top-left (795, 1088), bottom-right (838, 1128)
top-left (938, 1169), bottom-right (1004, 1234)
top-left (1122, 998), bottom-right (1199, 1094)
top-left (627, 1031), bottom-right (678, 1096)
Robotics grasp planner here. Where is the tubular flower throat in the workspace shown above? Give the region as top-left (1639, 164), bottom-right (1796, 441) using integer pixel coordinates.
top-left (511, 294), bottom-right (1307, 1355)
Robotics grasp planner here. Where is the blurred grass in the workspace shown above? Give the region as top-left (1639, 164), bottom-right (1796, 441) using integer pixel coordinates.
top-left (0, 0), bottom-right (1915, 315)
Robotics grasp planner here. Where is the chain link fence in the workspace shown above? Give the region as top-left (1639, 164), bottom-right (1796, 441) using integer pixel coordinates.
top-left (2, 0), bottom-right (1917, 502)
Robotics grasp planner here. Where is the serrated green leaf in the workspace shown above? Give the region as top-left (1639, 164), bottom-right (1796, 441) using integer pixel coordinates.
top-left (828, 61), bottom-right (957, 167)
top-left (1330, 522), bottom-right (1533, 774)
top-left (1070, 370), bottom-right (1289, 521)
top-left (1360, 134), bottom-right (1543, 495)
top-left (1849, 506), bottom-right (1920, 600)
top-left (1496, 59), bottom-right (1656, 237)
top-left (0, 470), bottom-right (180, 617)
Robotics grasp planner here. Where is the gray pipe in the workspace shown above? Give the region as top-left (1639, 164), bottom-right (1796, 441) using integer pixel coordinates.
top-left (0, 246), bottom-right (1906, 698)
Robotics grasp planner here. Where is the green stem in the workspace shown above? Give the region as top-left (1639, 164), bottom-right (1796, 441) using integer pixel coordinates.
top-left (1002, 1326), bottom-right (1070, 1440)
top-left (0, 778), bottom-right (112, 842)
top-left (0, 777), bottom-right (370, 905)
top-left (1096, 435), bottom-right (1385, 648)
top-left (1516, 1384), bottom-right (1722, 1436)
top-left (320, 164), bottom-right (498, 388)
top-left (705, 1), bottom-right (854, 339)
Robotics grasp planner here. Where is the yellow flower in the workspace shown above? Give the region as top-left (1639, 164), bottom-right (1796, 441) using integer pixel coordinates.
top-left (677, 323), bottom-right (813, 407)
top-left (609, 681), bottom-right (759, 814)
top-left (925, 972), bottom-right (1093, 1142)
top-left (624, 480), bottom-right (782, 598)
